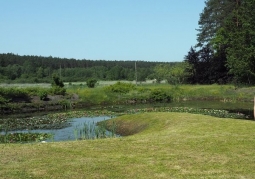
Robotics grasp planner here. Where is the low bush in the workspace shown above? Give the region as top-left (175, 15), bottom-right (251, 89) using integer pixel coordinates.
top-left (38, 91), bottom-right (48, 100)
top-left (86, 78), bottom-right (97, 88)
top-left (149, 88), bottom-right (172, 102)
top-left (0, 96), bottom-right (8, 104)
top-left (0, 87), bottom-right (30, 102)
top-left (50, 86), bottom-right (66, 95)
top-left (104, 82), bottom-right (136, 94)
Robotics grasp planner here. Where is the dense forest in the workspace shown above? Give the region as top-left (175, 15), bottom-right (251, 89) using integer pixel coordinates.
top-left (0, 53), bottom-right (173, 83)
top-left (184, 0), bottom-right (255, 85)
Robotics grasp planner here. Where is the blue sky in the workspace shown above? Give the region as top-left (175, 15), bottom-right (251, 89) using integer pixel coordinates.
top-left (1, 0), bottom-right (205, 62)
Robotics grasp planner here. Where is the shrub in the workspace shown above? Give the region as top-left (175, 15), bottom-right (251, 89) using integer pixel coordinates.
top-left (105, 82), bottom-right (136, 94)
top-left (86, 79), bottom-right (97, 88)
top-left (0, 96), bottom-right (8, 104)
top-left (0, 87), bottom-right (30, 102)
top-left (52, 74), bottom-right (64, 88)
top-left (149, 88), bottom-right (172, 102)
top-left (50, 74), bottom-right (66, 95)
top-left (38, 91), bottom-right (48, 101)
top-left (50, 86), bottom-right (66, 95)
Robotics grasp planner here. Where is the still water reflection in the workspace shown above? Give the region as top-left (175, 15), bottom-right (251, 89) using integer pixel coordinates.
top-left (2, 116), bottom-right (112, 142)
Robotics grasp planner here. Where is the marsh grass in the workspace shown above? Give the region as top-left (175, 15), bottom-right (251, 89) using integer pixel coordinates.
top-left (1, 112), bottom-right (255, 178)
top-left (74, 121), bottom-right (98, 140)
top-left (73, 119), bottom-right (118, 140)
top-left (69, 87), bottom-right (113, 105)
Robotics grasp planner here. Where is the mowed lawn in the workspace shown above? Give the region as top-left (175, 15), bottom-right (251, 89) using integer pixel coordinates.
top-left (1, 112), bottom-right (255, 179)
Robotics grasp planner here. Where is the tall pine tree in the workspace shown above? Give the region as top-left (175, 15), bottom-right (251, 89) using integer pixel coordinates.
top-left (193, 0), bottom-right (255, 84)
top-left (196, 0), bottom-right (236, 47)
top-left (223, 0), bottom-right (255, 84)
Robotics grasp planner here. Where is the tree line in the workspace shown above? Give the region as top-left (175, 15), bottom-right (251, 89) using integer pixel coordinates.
top-left (0, 53), bottom-right (172, 83)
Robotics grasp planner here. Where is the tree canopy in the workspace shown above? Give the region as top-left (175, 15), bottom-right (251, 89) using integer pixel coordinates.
top-left (185, 0), bottom-right (255, 85)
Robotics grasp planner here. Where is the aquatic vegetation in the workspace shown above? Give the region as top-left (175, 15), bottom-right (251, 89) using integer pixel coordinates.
top-left (125, 107), bottom-right (249, 119)
top-left (0, 116), bottom-right (70, 131)
top-left (0, 110), bottom-right (118, 143)
top-left (0, 132), bottom-right (52, 143)
top-left (0, 110), bottom-right (118, 131)
top-left (47, 110), bottom-right (118, 120)
top-left (73, 120), bottom-right (115, 140)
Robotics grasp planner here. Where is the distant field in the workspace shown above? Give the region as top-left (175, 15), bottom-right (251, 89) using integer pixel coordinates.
top-left (66, 80), bottom-right (166, 86)
top-left (0, 80), bottom-right (165, 88)
top-left (0, 83), bottom-right (51, 88)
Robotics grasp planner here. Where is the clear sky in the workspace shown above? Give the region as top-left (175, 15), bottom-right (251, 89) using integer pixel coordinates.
top-left (0, 0), bottom-right (205, 62)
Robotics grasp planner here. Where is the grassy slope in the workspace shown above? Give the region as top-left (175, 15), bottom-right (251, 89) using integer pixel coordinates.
top-left (1, 112), bottom-right (255, 179)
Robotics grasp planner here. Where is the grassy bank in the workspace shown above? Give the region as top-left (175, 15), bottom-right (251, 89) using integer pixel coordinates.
top-left (68, 83), bottom-right (255, 105)
top-left (1, 112), bottom-right (255, 178)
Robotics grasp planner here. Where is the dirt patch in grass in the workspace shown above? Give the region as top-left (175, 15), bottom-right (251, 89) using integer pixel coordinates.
top-left (114, 120), bottom-right (148, 136)
top-left (101, 118), bottom-right (148, 136)
top-left (102, 113), bottom-right (159, 136)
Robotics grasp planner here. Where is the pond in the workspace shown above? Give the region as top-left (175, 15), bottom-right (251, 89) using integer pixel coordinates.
top-left (1, 116), bottom-right (116, 142)
top-left (1, 100), bottom-right (254, 143)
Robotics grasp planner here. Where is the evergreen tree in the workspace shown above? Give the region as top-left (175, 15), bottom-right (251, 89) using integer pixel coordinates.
top-left (184, 47), bottom-right (200, 84)
top-left (52, 74), bottom-right (64, 88)
top-left (196, 0), bottom-right (236, 47)
top-left (224, 0), bottom-right (255, 84)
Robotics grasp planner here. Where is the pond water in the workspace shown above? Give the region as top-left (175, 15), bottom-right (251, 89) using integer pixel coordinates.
top-left (2, 116), bottom-right (114, 142)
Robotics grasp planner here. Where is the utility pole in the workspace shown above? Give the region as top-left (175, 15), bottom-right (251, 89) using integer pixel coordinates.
top-left (254, 96), bottom-right (255, 120)
top-left (59, 64), bottom-right (62, 80)
top-left (135, 61), bottom-right (137, 86)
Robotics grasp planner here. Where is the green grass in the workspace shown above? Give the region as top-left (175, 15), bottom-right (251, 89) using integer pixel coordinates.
top-left (1, 112), bottom-right (255, 178)
top-left (66, 83), bottom-right (255, 106)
